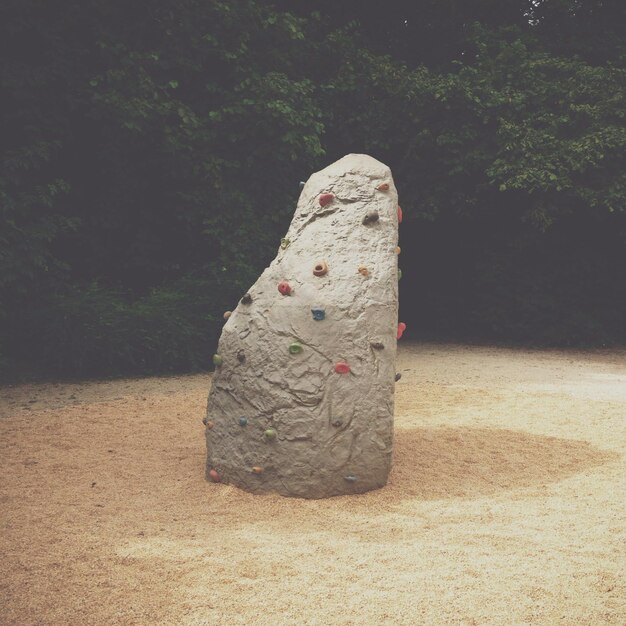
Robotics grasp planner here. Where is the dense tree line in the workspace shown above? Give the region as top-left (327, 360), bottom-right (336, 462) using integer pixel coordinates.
top-left (1, 0), bottom-right (625, 379)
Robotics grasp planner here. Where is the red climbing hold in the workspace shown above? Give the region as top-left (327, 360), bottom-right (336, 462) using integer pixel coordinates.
top-left (209, 469), bottom-right (221, 482)
top-left (397, 322), bottom-right (406, 339)
top-left (319, 193), bottom-right (334, 207)
top-left (277, 281), bottom-right (292, 296)
top-left (335, 362), bottom-right (351, 374)
top-left (397, 205), bottom-right (403, 224)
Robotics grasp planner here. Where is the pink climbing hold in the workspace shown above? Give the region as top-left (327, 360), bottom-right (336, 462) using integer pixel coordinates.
top-left (319, 193), bottom-right (334, 207)
top-left (397, 322), bottom-right (406, 340)
top-left (209, 469), bottom-right (221, 482)
top-left (334, 362), bottom-right (351, 374)
top-left (397, 205), bottom-right (403, 224)
top-left (277, 281), bottom-right (292, 296)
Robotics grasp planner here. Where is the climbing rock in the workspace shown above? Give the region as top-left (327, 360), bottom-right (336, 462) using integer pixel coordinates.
top-left (205, 154), bottom-right (399, 498)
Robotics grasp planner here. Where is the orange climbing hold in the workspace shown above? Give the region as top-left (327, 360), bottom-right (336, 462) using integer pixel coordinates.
top-left (209, 469), bottom-right (220, 482)
top-left (397, 205), bottom-right (403, 223)
top-left (319, 193), bottom-right (334, 207)
top-left (397, 322), bottom-right (406, 339)
top-left (377, 182), bottom-right (390, 191)
top-left (252, 466), bottom-right (264, 474)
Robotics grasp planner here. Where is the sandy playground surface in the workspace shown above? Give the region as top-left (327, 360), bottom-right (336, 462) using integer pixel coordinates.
top-left (1, 343), bottom-right (625, 625)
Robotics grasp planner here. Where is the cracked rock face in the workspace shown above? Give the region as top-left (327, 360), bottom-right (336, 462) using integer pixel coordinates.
top-left (205, 154), bottom-right (399, 498)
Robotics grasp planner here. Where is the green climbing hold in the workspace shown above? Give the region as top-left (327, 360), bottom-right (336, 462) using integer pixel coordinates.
top-left (239, 416), bottom-right (248, 426)
top-left (398, 268), bottom-right (402, 280)
top-left (289, 342), bottom-right (303, 354)
top-left (264, 428), bottom-right (277, 440)
top-left (344, 475), bottom-right (357, 483)
top-left (212, 354), bottom-right (223, 366)
top-left (280, 237), bottom-right (290, 250)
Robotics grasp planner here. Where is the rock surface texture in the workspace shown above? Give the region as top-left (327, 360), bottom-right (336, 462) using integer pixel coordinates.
top-left (205, 154), bottom-right (400, 498)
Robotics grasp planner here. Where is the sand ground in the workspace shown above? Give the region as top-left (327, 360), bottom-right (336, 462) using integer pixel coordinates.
top-left (1, 343), bottom-right (625, 625)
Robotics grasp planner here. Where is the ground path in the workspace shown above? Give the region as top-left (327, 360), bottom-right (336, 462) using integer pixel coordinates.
top-left (1, 344), bottom-right (625, 625)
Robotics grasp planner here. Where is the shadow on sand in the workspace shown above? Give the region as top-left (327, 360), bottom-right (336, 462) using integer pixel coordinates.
top-left (373, 425), bottom-right (615, 503)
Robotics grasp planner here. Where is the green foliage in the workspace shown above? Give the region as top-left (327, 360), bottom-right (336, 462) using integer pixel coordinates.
top-left (1, 0), bottom-right (625, 380)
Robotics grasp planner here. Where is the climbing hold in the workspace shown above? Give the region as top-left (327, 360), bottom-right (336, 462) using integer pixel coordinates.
top-left (313, 260), bottom-right (328, 277)
top-left (239, 416), bottom-right (248, 427)
top-left (299, 181), bottom-right (306, 190)
top-left (344, 475), bottom-right (357, 483)
top-left (395, 372), bottom-right (402, 382)
top-left (223, 310), bottom-right (232, 320)
top-left (252, 466), bottom-right (264, 474)
top-left (212, 354), bottom-right (223, 366)
top-left (209, 469), bottom-right (221, 482)
top-left (205, 420), bottom-right (215, 429)
top-left (332, 419), bottom-right (343, 427)
top-left (398, 268), bottom-right (402, 280)
top-left (202, 416), bottom-right (208, 425)
top-left (277, 281), bottom-right (292, 296)
top-left (319, 193), bottom-right (334, 207)
top-left (264, 428), bottom-right (277, 440)
top-left (362, 210), bottom-right (379, 225)
top-left (358, 265), bottom-right (369, 277)
top-left (289, 342), bottom-right (303, 354)
top-left (397, 322), bottom-right (406, 339)
top-left (280, 237), bottom-right (290, 250)
top-left (237, 350), bottom-right (245, 363)
top-left (241, 293), bottom-right (252, 304)
top-left (397, 205), bottom-right (403, 223)
top-left (395, 246), bottom-right (401, 255)
top-left (311, 308), bottom-right (325, 321)
top-left (376, 182), bottom-right (390, 191)
top-left (371, 342), bottom-right (384, 350)
top-left (335, 362), bottom-right (351, 374)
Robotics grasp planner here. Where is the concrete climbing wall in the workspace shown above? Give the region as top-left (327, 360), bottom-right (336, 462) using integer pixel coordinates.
top-left (205, 154), bottom-right (404, 498)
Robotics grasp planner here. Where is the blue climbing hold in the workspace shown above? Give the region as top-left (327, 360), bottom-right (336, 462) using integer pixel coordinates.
top-left (239, 416), bottom-right (248, 427)
top-left (311, 308), bottom-right (325, 321)
top-left (344, 475), bottom-right (357, 483)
